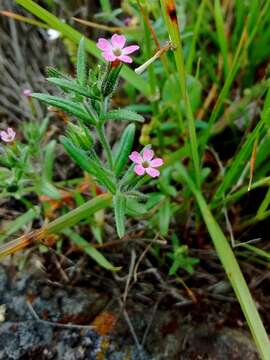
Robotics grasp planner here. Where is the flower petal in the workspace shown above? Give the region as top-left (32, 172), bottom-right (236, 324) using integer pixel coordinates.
top-left (111, 34), bottom-right (126, 49)
top-left (150, 158), bottom-right (163, 168)
top-left (122, 45), bottom-right (140, 55)
top-left (118, 55), bottom-right (132, 63)
top-left (0, 131), bottom-right (8, 142)
top-left (134, 165), bottom-right (145, 176)
top-left (143, 149), bottom-right (154, 161)
top-left (102, 51), bottom-right (117, 62)
top-left (146, 167), bottom-right (160, 178)
top-left (129, 151), bottom-right (143, 164)
top-left (97, 38), bottom-right (111, 51)
top-left (7, 128), bottom-right (15, 138)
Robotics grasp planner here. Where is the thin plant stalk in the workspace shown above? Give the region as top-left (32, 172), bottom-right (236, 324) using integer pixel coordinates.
top-left (99, 0), bottom-right (112, 13)
top-left (186, 0), bottom-right (207, 75)
top-left (96, 124), bottom-right (114, 170)
top-left (160, 0), bottom-right (201, 186)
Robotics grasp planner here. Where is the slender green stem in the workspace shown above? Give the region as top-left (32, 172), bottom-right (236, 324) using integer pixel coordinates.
top-left (186, 0), bottom-right (206, 75)
top-left (211, 176), bottom-right (270, 210)
top-left (142, 11), bottom-right (166, 149)
top-left (160, 0), bottom-right (200, 186)
top-left (176, 163), bottom-right (270, 360)
top-left (214, 0), bottom-right (229, 78)
top-left (240, 208), bottom-right (270, 229)
top-left (257, 186), bottom-right (270, 218)
top-left (96, 124), bottom-right (113, 170)
top-left (99, 0), bottom-right (112, 13)
top-left (238, 243), bottom-right (270, 262)
top-left (143, 18), bottom-right (158, 112)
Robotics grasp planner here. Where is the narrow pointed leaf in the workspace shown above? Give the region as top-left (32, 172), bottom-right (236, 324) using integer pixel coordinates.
top-left (114, 124), bottom-right (135, 177)
top-left (46, 78), bottom-right (96, 99)
top-left (46, 66), bottom-right (69, 79)
top-left (61, 136), bottom-right (116, 194)
top-left (63, 229), bottom-right (120, 271)
top-left (32, 93), bottom-right (93, 123)
top-left (113, 192), bottom-right (126, 238)
top-left (102, 109), bottom-right (144, 123)
top-left (76, 37), bottom-right (87, 86)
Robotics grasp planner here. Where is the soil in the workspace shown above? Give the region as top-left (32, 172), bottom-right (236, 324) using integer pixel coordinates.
top-left (0, 264), bottom-right (259, 360)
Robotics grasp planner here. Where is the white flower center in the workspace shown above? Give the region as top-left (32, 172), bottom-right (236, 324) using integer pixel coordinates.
top-left (142, 160), bottom-right (150, 168)
top-left (113, 47), bottom-right (122, 56)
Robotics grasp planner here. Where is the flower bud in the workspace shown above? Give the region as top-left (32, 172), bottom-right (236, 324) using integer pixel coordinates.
top-left (66, 123), bottom-right (94, 151)
top-left (101, 63), bottom-right (122, 97)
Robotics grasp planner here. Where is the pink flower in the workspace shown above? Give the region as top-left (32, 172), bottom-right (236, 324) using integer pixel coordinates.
top-left (0, 128), bottom-right (16, 143)
top-left (124, 17), bottom-right (132, 27)
top-left (129, 149), bottom-right (164, 178)
top-left (97, 34), bottom-right (139, 63)
top-left (22, 89), bottom-right (32, 97)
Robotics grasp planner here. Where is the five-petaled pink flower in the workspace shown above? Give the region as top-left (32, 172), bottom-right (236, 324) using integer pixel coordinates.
top-left (0, 128), bottom-right (16, 143)
top-left (97, 34), bottom-right (139, 63)
top-left (129, 149), bottom-right (164, 178)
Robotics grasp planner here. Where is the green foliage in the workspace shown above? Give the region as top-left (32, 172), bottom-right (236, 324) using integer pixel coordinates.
top-left (101, 109), bottom-right (144, 123)
top-left (63, 228), bottom-right (119, 271)
top-left (214, 0), bottom-right (229, 78)
top-left (76, 37), bottom-right (87, 86)
top-left (60, 136), bottom-right (117, 194)
top-left (31, 93), bottom-right (94, 124)
top-left (114, 124), bottom-right (136, 176)
top-left (41, 140), bottom-right (61, 199)
top-left (113, 192), bottom-right (127, 238)
top-left (168, 235), bottom-right (199, 275)
top-left (2, 1), bottom-right (270, 355)
top-left (46, 78), bottom-right (97, 99)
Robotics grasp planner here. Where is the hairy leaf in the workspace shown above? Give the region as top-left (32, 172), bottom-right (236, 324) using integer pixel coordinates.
top-left (102, 109), bottom-right (144, 123)
top-left (113, 192), bottom-right (126, 238)
top-left (32, 93), bottom-right (93, 123)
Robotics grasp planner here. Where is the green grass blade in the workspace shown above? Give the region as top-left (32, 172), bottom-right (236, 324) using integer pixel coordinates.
top-left (99, 0), bottom-right (112, 13)
top-left (232, 0), bottom-right (244, 47)
top-left (41, 140), bottom-right (61, 199)
top-left (201, 2), bottom-right (270, 150)
top-left (160, 0), bottom-right (201, 186)
top-left (211, 176), bottom-right (270, 210)
top-left (0, 208), bottom-right (38, 242)
top-left (200, 27), bottom-right (247, 149)
top-left (46, 193), bottom-right (112, 234)
top-left (247, 1), bottom-right (260, 33)
top-left (213, 84), bottom-right (270, 201)
top-left (186, 0), bottom-right (206, 75)
top-left (257, 187), bottom-right (270, 218)
top-left (15, 0), bottom-right (151, 97)
top-left (214, 0), bottom-right (229, 78)
top-left (176, 163), bottom-right (270, 360)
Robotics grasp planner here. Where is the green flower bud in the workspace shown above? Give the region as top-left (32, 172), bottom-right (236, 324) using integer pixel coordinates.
top-left (101, 62), bottom-right (122, 98)
top-left (66, 122), bottom-right (94, 151)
